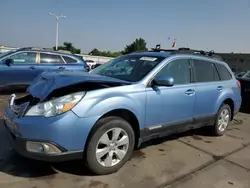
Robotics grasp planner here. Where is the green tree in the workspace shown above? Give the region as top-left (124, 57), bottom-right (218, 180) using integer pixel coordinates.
top-left (89, 48), bottom-right (122, 57)
top-left (53, 42), bottom-right (81, 54)
top-left (123, 38), bottom-right (148, 55)
top-left (89, 48), bottom-right (101, 56)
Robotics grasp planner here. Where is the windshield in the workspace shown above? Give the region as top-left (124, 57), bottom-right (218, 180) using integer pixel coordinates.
top-left (90, 54), bottom-right (165, 82)
top-left (242, 71), bottom-right (250, 79)
top-left (0, 50), bottom-right (16, 59)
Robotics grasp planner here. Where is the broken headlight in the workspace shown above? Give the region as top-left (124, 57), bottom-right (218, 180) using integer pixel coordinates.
top-left (25, 92), bottom-right (86, 117)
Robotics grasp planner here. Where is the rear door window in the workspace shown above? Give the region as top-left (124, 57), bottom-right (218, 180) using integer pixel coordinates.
top-left (192, 59), bottom-right (218, 82)
top-left (215, 63), bottom-right (232, 80)
top-left (40, 53), bottom-right (65, 64)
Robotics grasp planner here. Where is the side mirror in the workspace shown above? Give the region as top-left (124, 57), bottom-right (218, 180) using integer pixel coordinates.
top-left (4, 58), bottom-right (13, 66)
top-left (153, 75), bottom-right (174, 87)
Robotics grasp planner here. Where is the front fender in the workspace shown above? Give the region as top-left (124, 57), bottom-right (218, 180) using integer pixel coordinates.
top-left (72, 91), bottom-right (146, 128)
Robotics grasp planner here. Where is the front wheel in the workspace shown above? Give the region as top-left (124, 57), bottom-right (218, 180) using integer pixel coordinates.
top-left (213, 104), bottom-right (231, 136)
top-left (85, 116), bottom-right (135, 175)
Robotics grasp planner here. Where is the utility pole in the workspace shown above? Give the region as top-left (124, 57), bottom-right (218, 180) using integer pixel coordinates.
top-left (49, 13), bottom-right (66, 50)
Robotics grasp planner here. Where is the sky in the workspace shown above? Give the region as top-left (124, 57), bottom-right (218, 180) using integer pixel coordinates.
top-left (1, 0), bottom-right (250, 53)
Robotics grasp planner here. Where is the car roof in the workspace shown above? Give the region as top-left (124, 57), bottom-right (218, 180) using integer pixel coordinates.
top-left (9, 48), bottom-right (82, 58)
top-left (130, 46), bottom-right (225, 63)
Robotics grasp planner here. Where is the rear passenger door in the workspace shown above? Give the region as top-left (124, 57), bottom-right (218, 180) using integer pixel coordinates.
top-left (36, 53), bottom-right (66, 74)
top-left (61, 55), bottom-right (86, 71)
top-left (191, 58), bottom-right (221, 124)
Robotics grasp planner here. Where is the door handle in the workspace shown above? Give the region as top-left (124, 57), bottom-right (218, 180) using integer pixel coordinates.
top-left (185, 89), bottom-right (195, 96)
top-left (29, 66), bottom-right (36, 70)
top-left (217, 86), bottom-right (223, 92)
top-left (58, 67), bottom-right (66, 70)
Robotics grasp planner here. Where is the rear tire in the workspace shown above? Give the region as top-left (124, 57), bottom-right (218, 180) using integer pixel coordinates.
top-left (213, 104), bottom-right (231, 136)
top-left (85, 116), bottom-right (135, 175)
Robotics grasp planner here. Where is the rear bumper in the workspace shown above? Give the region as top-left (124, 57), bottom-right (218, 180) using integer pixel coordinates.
top-left (5, 122), bottom-right (83, 162)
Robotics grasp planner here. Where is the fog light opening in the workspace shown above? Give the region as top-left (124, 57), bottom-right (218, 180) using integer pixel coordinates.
top-left (26, 141), bottom-right (62, 154)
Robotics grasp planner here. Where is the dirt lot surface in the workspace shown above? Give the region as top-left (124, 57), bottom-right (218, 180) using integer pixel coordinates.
top-left (0, 93), bottom-right (250, 188)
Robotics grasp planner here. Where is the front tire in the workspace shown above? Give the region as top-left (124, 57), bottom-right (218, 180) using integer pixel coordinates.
top-left (85, 116), bottom-right (135, 175)
top-left (213, 104), bottom-right (231, 136)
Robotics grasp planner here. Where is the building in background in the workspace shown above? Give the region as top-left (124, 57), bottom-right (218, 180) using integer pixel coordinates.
top-left (217, 53), bottom-right (250, 73)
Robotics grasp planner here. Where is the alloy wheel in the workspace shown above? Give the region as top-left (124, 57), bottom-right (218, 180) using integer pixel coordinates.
top-left (95, 128), bottom-right (129, 167)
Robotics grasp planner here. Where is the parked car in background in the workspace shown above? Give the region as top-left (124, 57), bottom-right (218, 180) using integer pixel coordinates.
top-left (85, 60), bottom-right (97, 69)
top-left (91, 63), bottom-right (102, 69)
top-left (0, 47), bottom-right (89, 91)
top-left (4, 47), bottom-right (241, 175)
top-left (236, 70), bottom-right (250, 109)
top-left (235, 71), bottom-right (247, 78)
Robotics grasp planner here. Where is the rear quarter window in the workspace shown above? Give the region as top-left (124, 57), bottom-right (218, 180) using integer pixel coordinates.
top-left (62, 56), bottom-right (78, 64)
top-left (215, 63), bottom-right (232, 80)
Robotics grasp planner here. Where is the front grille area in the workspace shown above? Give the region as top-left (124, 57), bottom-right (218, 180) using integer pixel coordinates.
top-left (8, 94), bottom-right (37, 117)
top-left (11, 103), bottom-right (21, 116)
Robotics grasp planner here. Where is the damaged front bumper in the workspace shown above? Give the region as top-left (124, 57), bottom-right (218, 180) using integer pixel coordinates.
top-left (4, 103), bottom-right (100, 162)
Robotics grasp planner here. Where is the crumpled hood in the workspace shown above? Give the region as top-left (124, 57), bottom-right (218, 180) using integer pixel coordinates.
top-left (27, 70), bottom-right (131, 101)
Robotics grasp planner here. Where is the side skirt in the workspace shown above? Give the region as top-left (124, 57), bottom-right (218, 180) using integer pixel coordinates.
top-left (138, 115), bottom-right (216, 147)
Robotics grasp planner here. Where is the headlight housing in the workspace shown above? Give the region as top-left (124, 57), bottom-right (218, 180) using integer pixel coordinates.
top-left (25, 92), bottom-right (86, 117)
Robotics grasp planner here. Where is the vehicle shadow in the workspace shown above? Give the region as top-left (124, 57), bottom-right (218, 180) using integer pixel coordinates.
top-left (138, 126), bottom-right (213, 150)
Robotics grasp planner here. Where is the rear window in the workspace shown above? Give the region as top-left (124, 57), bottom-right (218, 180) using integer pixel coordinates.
top-left (62, 56), bottom-right (77, 64)
top-left (215, 63), bottom-right (232, 80)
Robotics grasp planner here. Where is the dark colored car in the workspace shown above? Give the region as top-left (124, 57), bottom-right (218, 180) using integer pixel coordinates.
top-left (91, 63), bottom-right (102, 69)
top-left (235, 71), bottom-right (247, 78)
top-left (0, 48), bottom-right (89, 90)
top-left (237, 71), bottom-right (250, 109)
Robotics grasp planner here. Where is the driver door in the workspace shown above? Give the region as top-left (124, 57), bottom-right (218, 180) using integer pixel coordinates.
top-left (145, 58), bottom-right (195, 132)
top-left (0, 51), bottom-right (38, 87)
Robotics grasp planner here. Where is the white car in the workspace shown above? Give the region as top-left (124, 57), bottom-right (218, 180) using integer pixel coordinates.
top-left (85, 60), bottom-right (97, 69)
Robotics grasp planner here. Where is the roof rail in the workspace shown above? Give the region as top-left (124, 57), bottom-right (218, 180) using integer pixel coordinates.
top-left (17, 47), bottom-right (54, 51)
top-left (150, 44), bottom-right (223, 61)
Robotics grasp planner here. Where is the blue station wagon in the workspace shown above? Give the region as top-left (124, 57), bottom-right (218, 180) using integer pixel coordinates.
top-left (4, 47), bottom-right (242, 175)
top-left (0, 47), bottom-right (89, 91)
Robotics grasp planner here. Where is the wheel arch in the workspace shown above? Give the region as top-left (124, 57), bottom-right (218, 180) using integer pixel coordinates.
top-left (84, 108), bottom-right (141, 153)
top-left (220, 98), bottom-right (234, 120)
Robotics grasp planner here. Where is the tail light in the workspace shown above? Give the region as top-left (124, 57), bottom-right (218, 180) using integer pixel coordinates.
top-left (85, 65), bottom-right (90, 72)
top-left (236, 80), bottom-right (241, 88)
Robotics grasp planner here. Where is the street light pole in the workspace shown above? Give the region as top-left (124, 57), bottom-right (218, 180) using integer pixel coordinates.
top-left (49, 12), bottom-right (66, 50)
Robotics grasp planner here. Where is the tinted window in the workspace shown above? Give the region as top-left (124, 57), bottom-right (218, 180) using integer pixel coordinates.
top-left (90, 55), bottom-right (165, 82)
top-left (193, 60), bottom-right (218, 82)
top-left (157, 59), bottom-right (191, 85)
top-left (8, 52), bottom-right (36, 64)
top-left (63, 56), bottom-right (77, 64)
top-left (40, 53), bottom-right (64, 64)
top-left (242, 71), bottom-right (250, 79)
top-left (215, 63), bottom-right (232, 80)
